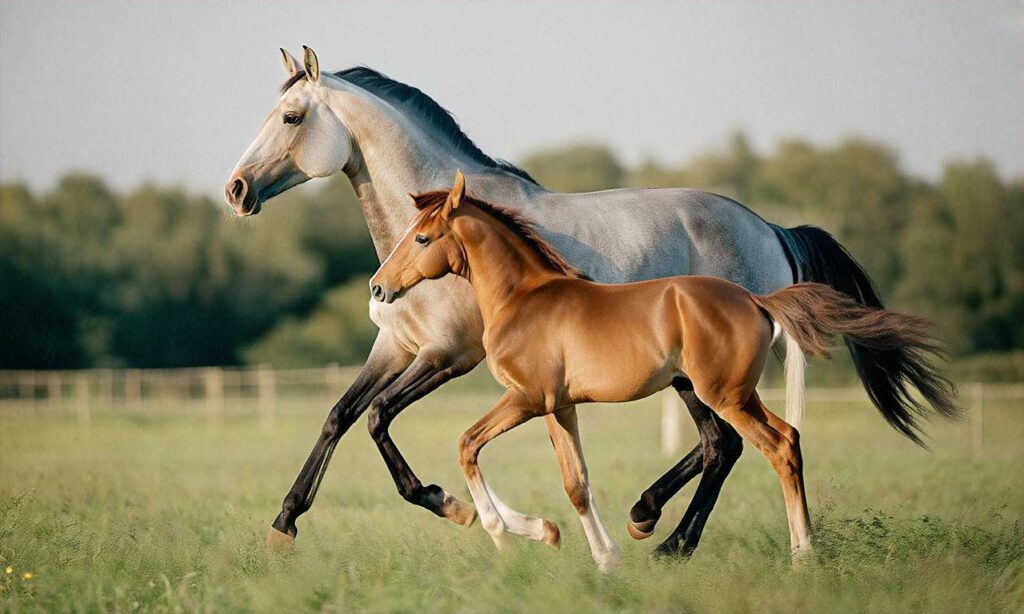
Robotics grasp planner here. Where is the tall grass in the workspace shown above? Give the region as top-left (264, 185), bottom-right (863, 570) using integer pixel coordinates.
top-left (1, 382), bottom-right (1021, 612)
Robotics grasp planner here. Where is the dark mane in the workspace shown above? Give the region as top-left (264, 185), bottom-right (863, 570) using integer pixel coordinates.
top-left (412, 191), bottom-right (588, 280)
top-left (281, 67), bottom-right (538, 185)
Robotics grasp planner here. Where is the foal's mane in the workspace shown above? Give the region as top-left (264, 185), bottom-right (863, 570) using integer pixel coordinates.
top-left (412, 191), bottom-right (588, 280)
top-left (282, 67), bottom-right (538, 185)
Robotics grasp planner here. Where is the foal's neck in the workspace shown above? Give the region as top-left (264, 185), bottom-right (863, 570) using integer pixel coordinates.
top-left (453, 210), bottom-right (564, 328)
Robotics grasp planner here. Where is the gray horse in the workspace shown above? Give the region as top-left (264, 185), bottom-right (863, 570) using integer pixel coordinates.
top-left (227, 47), bottom-right (953, 558)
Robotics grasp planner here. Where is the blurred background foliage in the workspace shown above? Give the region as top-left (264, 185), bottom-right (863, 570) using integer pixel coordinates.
top-left (2, 133), bottom-right (1021, 377)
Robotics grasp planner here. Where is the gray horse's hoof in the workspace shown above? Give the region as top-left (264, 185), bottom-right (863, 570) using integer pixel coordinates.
top-left (627, 518), bottom-right (656, 540)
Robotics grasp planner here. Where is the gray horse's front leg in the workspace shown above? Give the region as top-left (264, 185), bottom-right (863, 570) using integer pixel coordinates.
top-left (365, 349), bottom-right (481, 526)
top-left (268, 333), bottom-right (413, 547)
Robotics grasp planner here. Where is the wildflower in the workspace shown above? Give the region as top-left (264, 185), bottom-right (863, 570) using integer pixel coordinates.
top-left (21, 572), bottom-right (32, 580)
top-left (3, 566), bottom-right (11, 574)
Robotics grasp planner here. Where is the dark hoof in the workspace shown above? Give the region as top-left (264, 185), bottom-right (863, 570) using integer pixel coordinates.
top-left (266, 527), bottom-right (295, 552)
top-left (652, 541), bottom-right (692, 560)
top-left (628, 499), bottom-right (661, 539)
top-left (627, 518), bottom-right (657, 540)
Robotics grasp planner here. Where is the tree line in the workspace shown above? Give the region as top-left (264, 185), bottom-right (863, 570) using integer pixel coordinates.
top-left (1, 133), bottom-right (1021, 371)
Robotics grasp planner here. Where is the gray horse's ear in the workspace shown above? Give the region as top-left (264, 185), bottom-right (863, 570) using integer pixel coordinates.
top-left (280, 48), bottom-right (300, 77)
top-left (302, 45), bottom-right (320, 83)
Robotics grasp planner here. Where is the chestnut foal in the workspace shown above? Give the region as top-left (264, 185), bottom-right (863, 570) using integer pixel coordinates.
top-left (370, 172), bottom-right (955, 569)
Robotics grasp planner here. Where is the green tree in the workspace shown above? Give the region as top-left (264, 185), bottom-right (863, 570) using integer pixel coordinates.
top-left (939, 160), bottom-right (1024, 352)
top-left (758, 138), bottom-right (908, 294)
top-left (243, 276), bottom-right (378, 368)
top-left (522, 143), bottom-right (624, 192)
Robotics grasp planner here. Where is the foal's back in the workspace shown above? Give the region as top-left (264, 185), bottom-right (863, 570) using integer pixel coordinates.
top-left (485, 275), bottom-right (773, 408)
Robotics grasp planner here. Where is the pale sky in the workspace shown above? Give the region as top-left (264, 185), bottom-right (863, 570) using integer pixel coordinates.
top-left (1, 1), bottom-right (1022, 196)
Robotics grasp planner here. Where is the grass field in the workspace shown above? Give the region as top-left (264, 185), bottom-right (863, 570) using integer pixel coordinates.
top-left (1, 373), bottom-right (1022, 613)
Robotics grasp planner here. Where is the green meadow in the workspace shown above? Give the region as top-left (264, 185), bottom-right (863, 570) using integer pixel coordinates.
top-left (1, 373), bottom-right (1021, 613)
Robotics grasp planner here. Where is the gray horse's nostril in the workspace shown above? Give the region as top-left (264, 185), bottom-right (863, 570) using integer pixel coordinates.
top-left (371, 284), bottom-right (384, 300)
top-left (230, 178), bottom-right (246, 200)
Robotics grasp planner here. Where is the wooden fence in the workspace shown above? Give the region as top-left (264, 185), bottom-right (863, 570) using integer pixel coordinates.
top-left (1, 368), bottom-right (1021, 458)
top-left (0, 365), bottom-right (362, 426)
top-left (660, 382), bottom-right (1024, 458)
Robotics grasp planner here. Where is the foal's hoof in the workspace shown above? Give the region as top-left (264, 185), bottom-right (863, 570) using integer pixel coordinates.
top-left (542, 520), bottom-right (561, 549)
top-left (791, 545), bottom-right (813, 565)
top-left (627, 518), bottom-right (657, 540)
top-left (266, 527), bottom-right (295, 552)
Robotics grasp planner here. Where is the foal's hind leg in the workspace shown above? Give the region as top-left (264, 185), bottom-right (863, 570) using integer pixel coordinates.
top-left (546, 407), bottom-right (620, 571)
top-left (714, 391), bottom-right (812, 556)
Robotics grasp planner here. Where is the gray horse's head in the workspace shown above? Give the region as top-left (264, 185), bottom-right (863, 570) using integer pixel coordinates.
top-left (226, 47), bottom-right (353, 216)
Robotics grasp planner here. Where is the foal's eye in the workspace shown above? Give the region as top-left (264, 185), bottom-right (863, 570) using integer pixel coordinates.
top-left (283, 112), bottom-right (303, 125)
top-left (415, 234), bottom-right (429, 245)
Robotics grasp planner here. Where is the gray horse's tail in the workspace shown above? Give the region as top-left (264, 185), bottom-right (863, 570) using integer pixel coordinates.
top-left (770, 224), bottom-right (959, 446)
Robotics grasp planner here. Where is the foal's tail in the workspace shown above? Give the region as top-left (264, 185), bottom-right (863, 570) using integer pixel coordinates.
top-left (752, 283), bottom-right (959, 446)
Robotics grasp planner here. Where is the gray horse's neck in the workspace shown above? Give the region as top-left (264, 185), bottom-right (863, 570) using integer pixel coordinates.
top-left (334, 88), bottom-right (538, 262)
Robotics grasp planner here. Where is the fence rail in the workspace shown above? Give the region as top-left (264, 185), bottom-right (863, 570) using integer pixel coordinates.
top-left (0, 365), bottom-right (364, 425)
top-left (1, 368), bottom-right (1021, 458)
top-left (661, 382), bottom-right (1023, 458)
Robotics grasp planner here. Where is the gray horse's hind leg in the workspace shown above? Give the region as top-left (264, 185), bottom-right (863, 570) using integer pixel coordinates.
top-left (653, 397), bottom-right (742, 557)
top-left (628, 382), bottom-right (742, 557)
top-left (270, 334), bottom-right (413, 542)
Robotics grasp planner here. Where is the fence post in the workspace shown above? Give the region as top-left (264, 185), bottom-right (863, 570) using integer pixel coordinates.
top-left (661, 389), bottom-right (683, 457)
top-left (76, 373), bottom-right (90, 426)
top-left (19, 371), bottom-right (35, 401)
top-left (970, 383), bottom-right (984, 458)
top-left (326, 362), bottom-right (342, 397)
top-left (47, 372), bottom-right (62, 407)
top-left (125, 369), bottom-right (142, 410)
top-left (258, 364), bottom-right (276, 428)
top-left (204, 367), bottom-right (224, 423)
top-left (101, 368), bottom-right (114, 409)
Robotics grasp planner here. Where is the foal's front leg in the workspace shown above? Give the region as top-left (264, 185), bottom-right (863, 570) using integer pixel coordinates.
top-left (546, 407), bottom-right (620, 571)
top-left (458, 389), bottom-right (547, 549)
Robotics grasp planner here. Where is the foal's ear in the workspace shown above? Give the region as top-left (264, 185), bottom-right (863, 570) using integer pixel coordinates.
top-left (280, 48), bottom-right (300, 77)
top-left (302, 46), bottom-right (320, 83)
top-left (441, 169), bottom-right (466, 220)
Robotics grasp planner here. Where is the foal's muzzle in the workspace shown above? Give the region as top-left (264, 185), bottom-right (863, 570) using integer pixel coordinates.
top-left (369, 282), bottom-right (398, 304)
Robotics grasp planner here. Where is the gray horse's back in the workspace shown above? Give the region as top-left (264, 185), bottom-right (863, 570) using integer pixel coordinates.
top-left (521, 187), bottom-right (792, 294)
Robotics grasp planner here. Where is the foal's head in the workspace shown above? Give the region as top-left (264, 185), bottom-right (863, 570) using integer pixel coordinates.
top-left (370, 171), bottom-right (470, 304)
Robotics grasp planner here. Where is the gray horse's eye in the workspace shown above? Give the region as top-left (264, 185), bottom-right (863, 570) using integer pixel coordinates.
top-left (283, 112), bottom-right (303, 125)
top-left (415, 234), bottom-right (429, 245)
